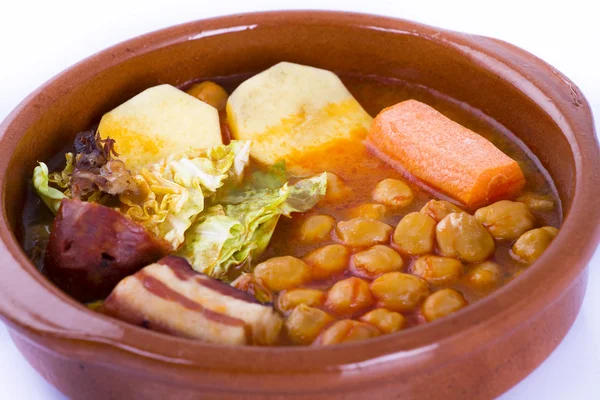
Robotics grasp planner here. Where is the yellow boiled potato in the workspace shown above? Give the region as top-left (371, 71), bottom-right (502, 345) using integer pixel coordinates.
top-left (98, 84), bottom-right (222, 172)
top-left (227, 62), bottom-right (373, 167)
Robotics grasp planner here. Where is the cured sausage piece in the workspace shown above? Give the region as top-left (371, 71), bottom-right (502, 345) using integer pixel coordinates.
top-left (44, 199), bottom-right (168, 302)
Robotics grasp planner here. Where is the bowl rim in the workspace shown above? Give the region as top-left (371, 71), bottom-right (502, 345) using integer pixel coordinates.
top-left (1, 10), bottom-right (599, 377)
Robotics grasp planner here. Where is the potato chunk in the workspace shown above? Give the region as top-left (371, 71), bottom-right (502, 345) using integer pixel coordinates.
top-left (104, 256), bottom-right (283, 345)
top-left (98, 84), bottom-right (222, 172)
top-left (227, 62), bottom-right (372, 167)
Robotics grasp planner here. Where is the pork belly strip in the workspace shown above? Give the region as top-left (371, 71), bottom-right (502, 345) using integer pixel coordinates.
top-left (103, 256), bottom-right (283, 345)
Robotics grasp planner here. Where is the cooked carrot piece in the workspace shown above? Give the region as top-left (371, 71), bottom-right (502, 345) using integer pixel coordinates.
top-left (368, 100), bottom-right (525, 208)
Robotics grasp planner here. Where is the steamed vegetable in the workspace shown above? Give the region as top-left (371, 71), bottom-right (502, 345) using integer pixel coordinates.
top-left (227, 62), bottom-right (373, 169)
top-left (33, 162), bottom-right (67, 214)
top-left (48, 152), bottom-right (74, 190)
top-left (33, 130), bottom-right (137, 214)
top-left (368, 100), bottom-right (525, 208)
top-left (178, 172), bottom-right (327, 280)
top-left (120, 140), bottom-right (251, 250)
top-left (98, 84), bottom-right (223, 172)
top-left (67, 130), bottom-right (137, 199)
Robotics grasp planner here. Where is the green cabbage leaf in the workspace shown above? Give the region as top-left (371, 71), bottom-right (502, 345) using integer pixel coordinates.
top-left (178, 172), bottom-right (327, 280)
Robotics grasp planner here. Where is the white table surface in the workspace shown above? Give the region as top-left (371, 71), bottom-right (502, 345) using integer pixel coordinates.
top-left (1, 0), bottom-right (598, 399)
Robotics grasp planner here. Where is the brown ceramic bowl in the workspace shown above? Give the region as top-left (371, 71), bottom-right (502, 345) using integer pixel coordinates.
top-left (0, 11), bottom-right (599, 400)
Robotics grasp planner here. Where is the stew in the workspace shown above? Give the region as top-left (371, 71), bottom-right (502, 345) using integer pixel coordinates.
top-left (21, 62), bottom-right (561, 346)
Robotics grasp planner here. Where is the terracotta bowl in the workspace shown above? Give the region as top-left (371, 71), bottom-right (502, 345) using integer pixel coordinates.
top-left (0, 11), bottom-right (599, 400)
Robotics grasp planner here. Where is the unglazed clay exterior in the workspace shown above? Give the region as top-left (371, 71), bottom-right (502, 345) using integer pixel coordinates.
top-left (0, 11), bottom-right (599, 400)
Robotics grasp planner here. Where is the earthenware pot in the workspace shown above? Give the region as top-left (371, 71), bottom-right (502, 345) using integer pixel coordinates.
top-left (0, 11), bottom-right (598, 400)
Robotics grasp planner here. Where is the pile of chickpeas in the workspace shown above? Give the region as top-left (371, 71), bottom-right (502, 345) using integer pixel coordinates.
top-left (234, 174), bottom-right (559, 346)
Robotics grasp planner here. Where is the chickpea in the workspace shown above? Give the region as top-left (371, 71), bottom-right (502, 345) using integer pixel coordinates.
top-left (285, 304), bottom-right (334, 345)
top-left (511, 226), bottom-right (559, 265)
top-left (359, 308), bottom-right (405, 334)
top-left (254, 256), bottom-right (312, 292)
top-left (317, 319), bottom-right (380, 345)
top-left (278, 289), bottom-right (325, 313)
top-left (422, 289), bottom-right (468, 322)
top-left (322, 172), bottom-right (352, 203)
top-left (436, 213), bottom-right (495, 263)
top-left (185, 81), bottom-right (229, 110)
top-left (463, 261), bottom-right (502, 290)
top-left (231, 273), bottom-right (273, 304)
top-left (351, 245), bottom-right (404, 279)
top-left (303, 244), bottom-right (350, 280)
top-left (412, 255), bottom-right (464, 286)
top-left (372, 178), bottom-right (414, 209)
top-left (516, 193), bottom-right (555, 211)
top-left (346, 203), bottom-right (388, 221)
top-left (474, 200), bottom-right (535, 240)
top-left (299, 214), bottom-right (336, 242)
top-left (335, 218), bottom-right (393, 247)
top-left (325, 277), bottom-right (374, 316)
top-left (370, 272), bottom-right (430, 312)
top-left (393, 212), bottom-right (436, 255)
top-left (420, 200), bottom-right (464, 222)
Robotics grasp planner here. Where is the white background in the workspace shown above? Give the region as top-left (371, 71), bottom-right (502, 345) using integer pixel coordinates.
top-left (0, 1), bottom-right (598, 399)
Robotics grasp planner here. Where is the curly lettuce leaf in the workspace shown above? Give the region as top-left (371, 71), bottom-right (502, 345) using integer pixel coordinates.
top-left (33, 162), bottom-right (67, 214)
top-left (179, 173), bottom-right (327, 280)
top-left (48, 152), bottom-right (75, 190)
top-left (120, 141), bottom-right (251, 250)
top-left (32, 153), bottom-right (113, 213)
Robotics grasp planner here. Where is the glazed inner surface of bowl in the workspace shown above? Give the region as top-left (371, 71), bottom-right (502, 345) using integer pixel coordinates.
top-left (1, 12), bottom-right (595, 375)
